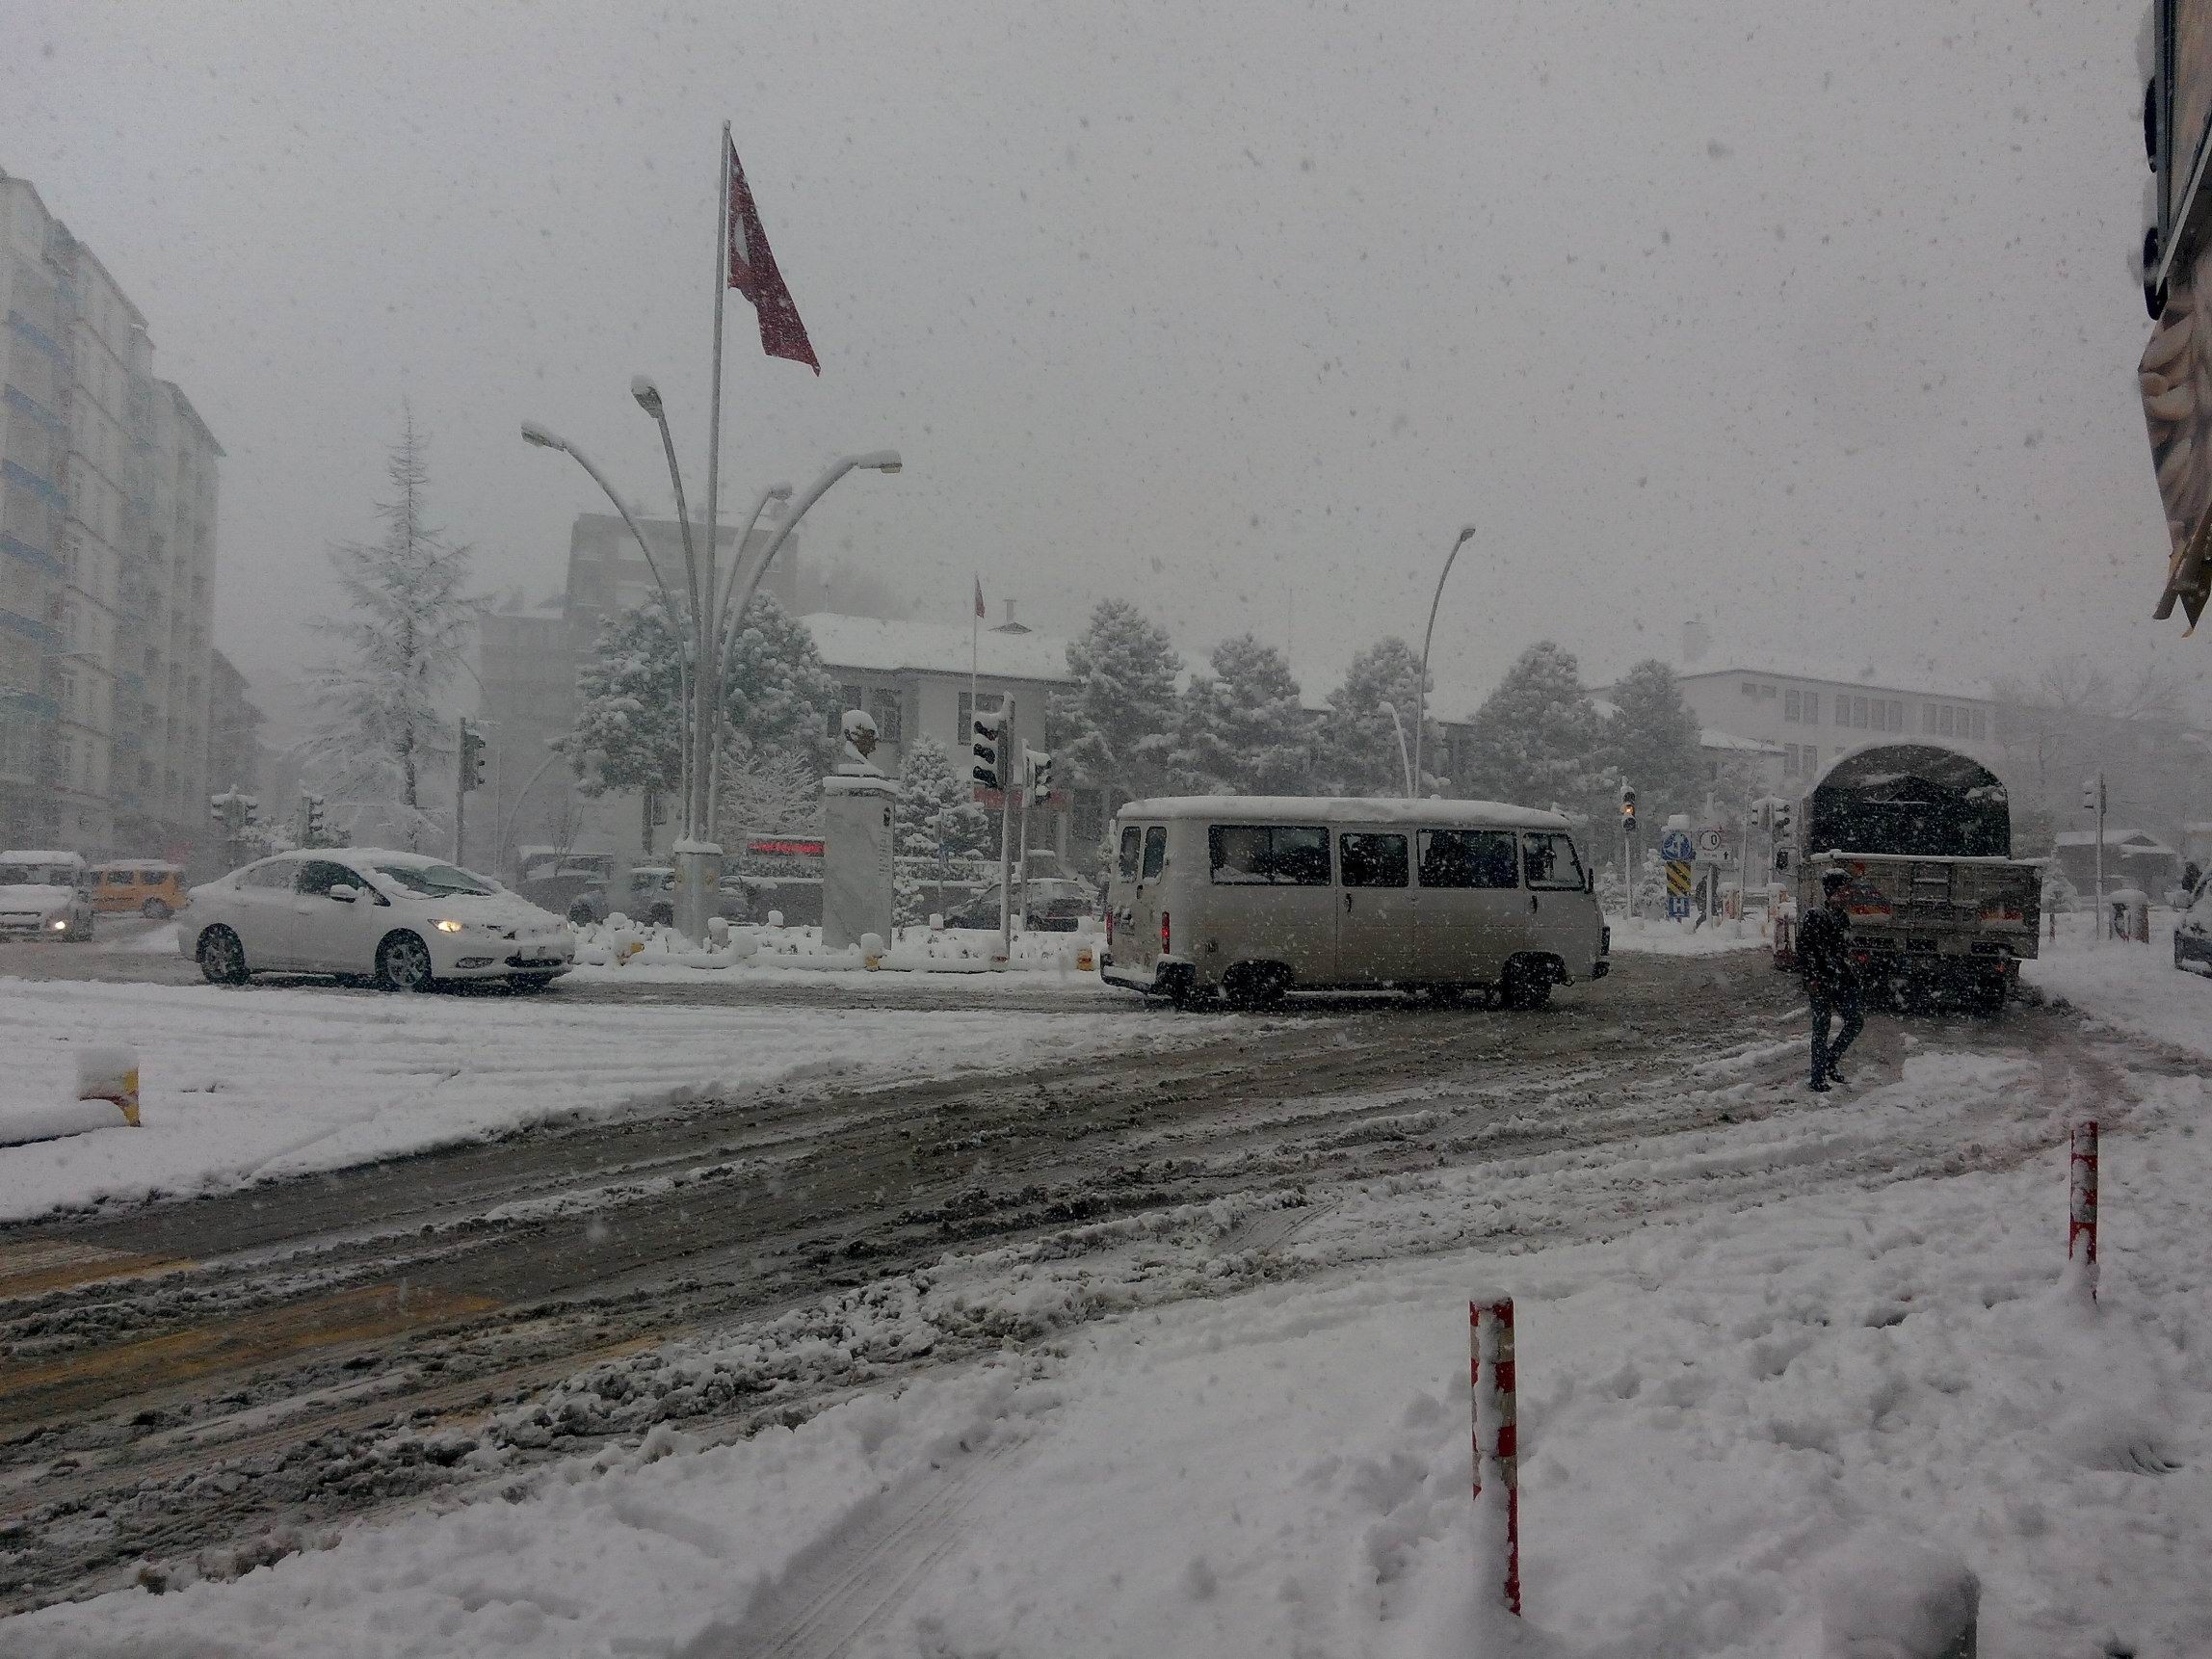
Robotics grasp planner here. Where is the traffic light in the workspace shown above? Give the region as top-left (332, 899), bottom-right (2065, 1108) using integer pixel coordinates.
top-left (2081, 774), bottom-right (2105, 814)
top-left (1620, 785), bottom-right (1637, 835)
top-left (460, 722), bottom-right (487, 793)
top-left (1026, 748), bottom-right (1052, 799)
top-left (971, 713), bottom-right (1003, 791)
top-left (303, 792), bottom-right (326, 842)
top-left (241, 794), bottom-right (260, 828)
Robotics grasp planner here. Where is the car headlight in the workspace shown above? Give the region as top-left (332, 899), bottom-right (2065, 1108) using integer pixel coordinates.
top-left (433, 918), bottom-right (464, 934)
top-left (49, 917), bottom-right (68, 931)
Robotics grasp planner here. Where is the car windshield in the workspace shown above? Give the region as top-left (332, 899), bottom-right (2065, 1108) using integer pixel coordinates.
top-left (0, 865), bottom-right (68, 886)
top-left (372, 862), bottom-right (496, 898)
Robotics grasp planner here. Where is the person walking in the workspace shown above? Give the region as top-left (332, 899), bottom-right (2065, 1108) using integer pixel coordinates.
top-left (1797, 868), bottom-right (1864, 1093)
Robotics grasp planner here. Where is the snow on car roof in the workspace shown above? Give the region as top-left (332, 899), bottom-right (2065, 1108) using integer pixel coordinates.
top-left (1116, 796), bottom-right (1573, 830)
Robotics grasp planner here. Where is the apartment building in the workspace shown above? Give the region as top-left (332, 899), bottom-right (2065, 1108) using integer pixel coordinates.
top-left (0, 168), bottom-right (222, 858)
top-left (1666, 666), bottom-right (2002, 790)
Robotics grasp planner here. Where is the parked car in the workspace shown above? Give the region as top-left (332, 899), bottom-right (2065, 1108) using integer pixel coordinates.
top-left (89, 859), bottom-right (191, 917)
top-left (2175, 875), bottom-right (2212, 977)
top-left (0, 851), bottom-right (96, 941)
top-left (180, 849), bottom-right (573, 990)
top-left (947, 876), bottom-right (1099, 933)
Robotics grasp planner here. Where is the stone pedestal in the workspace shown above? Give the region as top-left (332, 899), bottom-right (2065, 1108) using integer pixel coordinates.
top-left (823, 775), bottom-right (897, 950)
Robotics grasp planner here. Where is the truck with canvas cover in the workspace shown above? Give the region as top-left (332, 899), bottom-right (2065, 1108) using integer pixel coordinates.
top-left (1790, 743), bottom-right (2039, 1012)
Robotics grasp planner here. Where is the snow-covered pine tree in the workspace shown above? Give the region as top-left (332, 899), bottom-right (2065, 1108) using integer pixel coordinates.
top-left (303, 413), bottom-right (487, 849)
top-left (564, 591), bottom-right (840, 818)
top-left (1317, 637), bottom-right (1433, 797)
top-left (1172, 634), bottom-right (1313, 795)
top-left (1598, 659), bottom-right (1704, 824)
top-left (892, 736), bottom-right (992, 924)
top-left (1457, 642), bottom-right (1607, 818)
top-left (1049, 599), bottom-right (1183, 803)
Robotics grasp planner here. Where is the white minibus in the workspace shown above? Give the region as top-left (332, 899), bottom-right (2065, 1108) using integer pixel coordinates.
top-left (1100, 797), bottom-right (1610, 1008)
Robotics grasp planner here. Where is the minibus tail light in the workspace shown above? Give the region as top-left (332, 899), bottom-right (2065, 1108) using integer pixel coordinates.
top-left (1161, 910), bottom-right (1171, 956)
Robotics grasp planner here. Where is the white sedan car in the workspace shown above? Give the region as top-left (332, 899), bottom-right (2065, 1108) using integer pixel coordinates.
top-left (181, 849), bottom-right (574, 991)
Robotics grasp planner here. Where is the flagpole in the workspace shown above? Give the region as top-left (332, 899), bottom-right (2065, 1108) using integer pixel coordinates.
top-left (699, 121), bottom-right (731, 850)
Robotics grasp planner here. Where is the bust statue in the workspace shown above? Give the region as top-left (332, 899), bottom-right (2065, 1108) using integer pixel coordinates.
top-left (836, 708), bottom-right (883, 776)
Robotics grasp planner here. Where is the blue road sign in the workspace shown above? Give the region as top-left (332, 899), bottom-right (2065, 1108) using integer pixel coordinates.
top-left (1660, 829), bottom-right (1695, 863)
top-left (1667, 893), bottom-right (1692, 920)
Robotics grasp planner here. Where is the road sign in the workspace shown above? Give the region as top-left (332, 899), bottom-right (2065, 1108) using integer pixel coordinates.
top-left (1660, 828), bottom-right (1695, 863)
top-left (1665, 859), bottom-right (1693, 895)
top-left (1667, 893), bottom-right (1691, 920)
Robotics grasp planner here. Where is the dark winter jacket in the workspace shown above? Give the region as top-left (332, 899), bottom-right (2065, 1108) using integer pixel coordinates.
top-left (1796, 903), bottom-right (1858, 993)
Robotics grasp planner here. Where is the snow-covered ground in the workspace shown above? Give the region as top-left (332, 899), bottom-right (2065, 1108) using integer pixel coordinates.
top-left (14, 1029), bottom-right (2204, 1657)
top-left (0, 977), bottom-right (1190, 1222)
top-left (2025, 910), bottom-right (2212, 1064)
top-left (566, 919), bottom-right (1121, 993)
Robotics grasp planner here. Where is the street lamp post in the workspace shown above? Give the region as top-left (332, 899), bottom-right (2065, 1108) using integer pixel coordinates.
top-left (1413, 525), bottom-right (1478, 800)
top-left (524, 413), bottom-right (901, 941)
top-left (1378, 699), bottom-right (1414, 798)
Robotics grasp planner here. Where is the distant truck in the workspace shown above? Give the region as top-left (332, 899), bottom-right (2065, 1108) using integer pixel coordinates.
top-left (1781, 743), bottom-right (2040, 1012)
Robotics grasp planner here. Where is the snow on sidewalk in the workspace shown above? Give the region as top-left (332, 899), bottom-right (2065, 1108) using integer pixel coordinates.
top-left (14, 1046), bottom-right (2207, 1656)
top-left (2025, 912), bottom-right (2212, 1064)
top-left (0, 977), bottom-right (1190, 1223)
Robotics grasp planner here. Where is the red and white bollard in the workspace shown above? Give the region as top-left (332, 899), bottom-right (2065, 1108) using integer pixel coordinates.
top-left (2068, 1119), bottom-right (2098, 1301)
top-left (1469, 1295), bottom-right (1521, 1617)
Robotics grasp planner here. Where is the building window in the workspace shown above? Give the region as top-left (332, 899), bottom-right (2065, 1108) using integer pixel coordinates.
top-left (1804, 692), bottom-right (1819, 724)
top-left (1887, 700), bottom-right (1903, 732)
top-left (866, 688), bottom-right (904, 745)
top-left (1938, 706), bottom-right (1955, 737)
top-left (1741, 680), bottom-right (1759, 698)
top-left (1854, 697), bottom-right (1869, 729)
top-left (1804, 745), bottom-right (1817, 774)
top-left (1923, 703), bottom-right (1936, 734)
top-left (1784, 689), bottom-right (1800, 723)
top-left (1761, 683), bottom-right (1777, 698)
top-left (1784, 743), bottom-right (1800, 777)
top-left (1969, 709), bottom-right (1986, 741)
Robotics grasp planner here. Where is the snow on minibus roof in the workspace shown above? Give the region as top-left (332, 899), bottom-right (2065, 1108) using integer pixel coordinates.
top-left (1115, 796), bottom-right (1572, 830)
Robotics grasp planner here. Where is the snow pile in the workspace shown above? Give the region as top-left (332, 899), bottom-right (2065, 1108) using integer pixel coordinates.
top-left (17, 1050), bottom-right (2209, 1655)
top-left (0, 978), bottom-right (1186, 1221)
top-left (1608, 914), bottom-right (1771, 957)
top-left (568, 918), bottom-right (1111, 986)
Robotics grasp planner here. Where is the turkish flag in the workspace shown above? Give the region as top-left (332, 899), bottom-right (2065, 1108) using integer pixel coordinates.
top-left (726, 138), bottom-right (820, 374)
top-left (974, 576), bottom-right (987, 619)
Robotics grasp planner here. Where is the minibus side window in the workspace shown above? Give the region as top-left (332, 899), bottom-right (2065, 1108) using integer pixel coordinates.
top-left (1141, 826), bottom-right (1168, 881)
top-left (1417, 830), bottom-right (1517, 888)
top-left (1207, 825), bottom-right (1330, 885)
top-left (106, 870), bottom-right (131, 886)
top-left (1339, 832), bottom-right (1409, 887)
top-left (1118, 827), bottom-right (1142, 880)
top-left (1522, 831), bottom-right (1586, 891)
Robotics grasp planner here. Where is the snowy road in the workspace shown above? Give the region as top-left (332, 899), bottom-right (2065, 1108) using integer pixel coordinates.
top-left (0, 948), bottom-right (2181, 1620)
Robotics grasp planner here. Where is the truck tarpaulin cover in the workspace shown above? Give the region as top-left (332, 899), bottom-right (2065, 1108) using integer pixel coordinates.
top-left (1804, 744), bottom-right (2012, 860)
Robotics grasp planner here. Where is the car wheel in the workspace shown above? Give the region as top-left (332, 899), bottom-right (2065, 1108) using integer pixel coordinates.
top-left (374, 930), bottom-right (437, 993)
top-left (198, 926), bottom-right (250, 986)
top-left (1973, 977), bottom-right (2008, 1015)
top-left (143, 898), bottom-right (171, 919)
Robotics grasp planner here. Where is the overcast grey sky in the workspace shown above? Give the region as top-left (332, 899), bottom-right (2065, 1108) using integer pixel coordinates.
top-left (2, 0), bottom-right (2193, 726)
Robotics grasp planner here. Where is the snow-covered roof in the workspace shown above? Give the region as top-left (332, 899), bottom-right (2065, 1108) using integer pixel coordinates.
top-left (1118, 795), bottom-right (1572, 830)
top-left (2053, 829), bottom-right (2173, 852)
top-left (0, 850), bottom-right (83, 865)
top-left (1669, 664), bottom-right (1994, 703)
top-left (800, 614), bottom-right (1070, 683)
top-left (1698, 726), bottom-right (1785, 755)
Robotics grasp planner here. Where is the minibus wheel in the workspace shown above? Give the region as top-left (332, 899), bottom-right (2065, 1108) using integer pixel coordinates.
top-left (1223, 961), bottom-right (1289, 1010)
top-left (1501, 958), bottom-right (1552, 1010)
